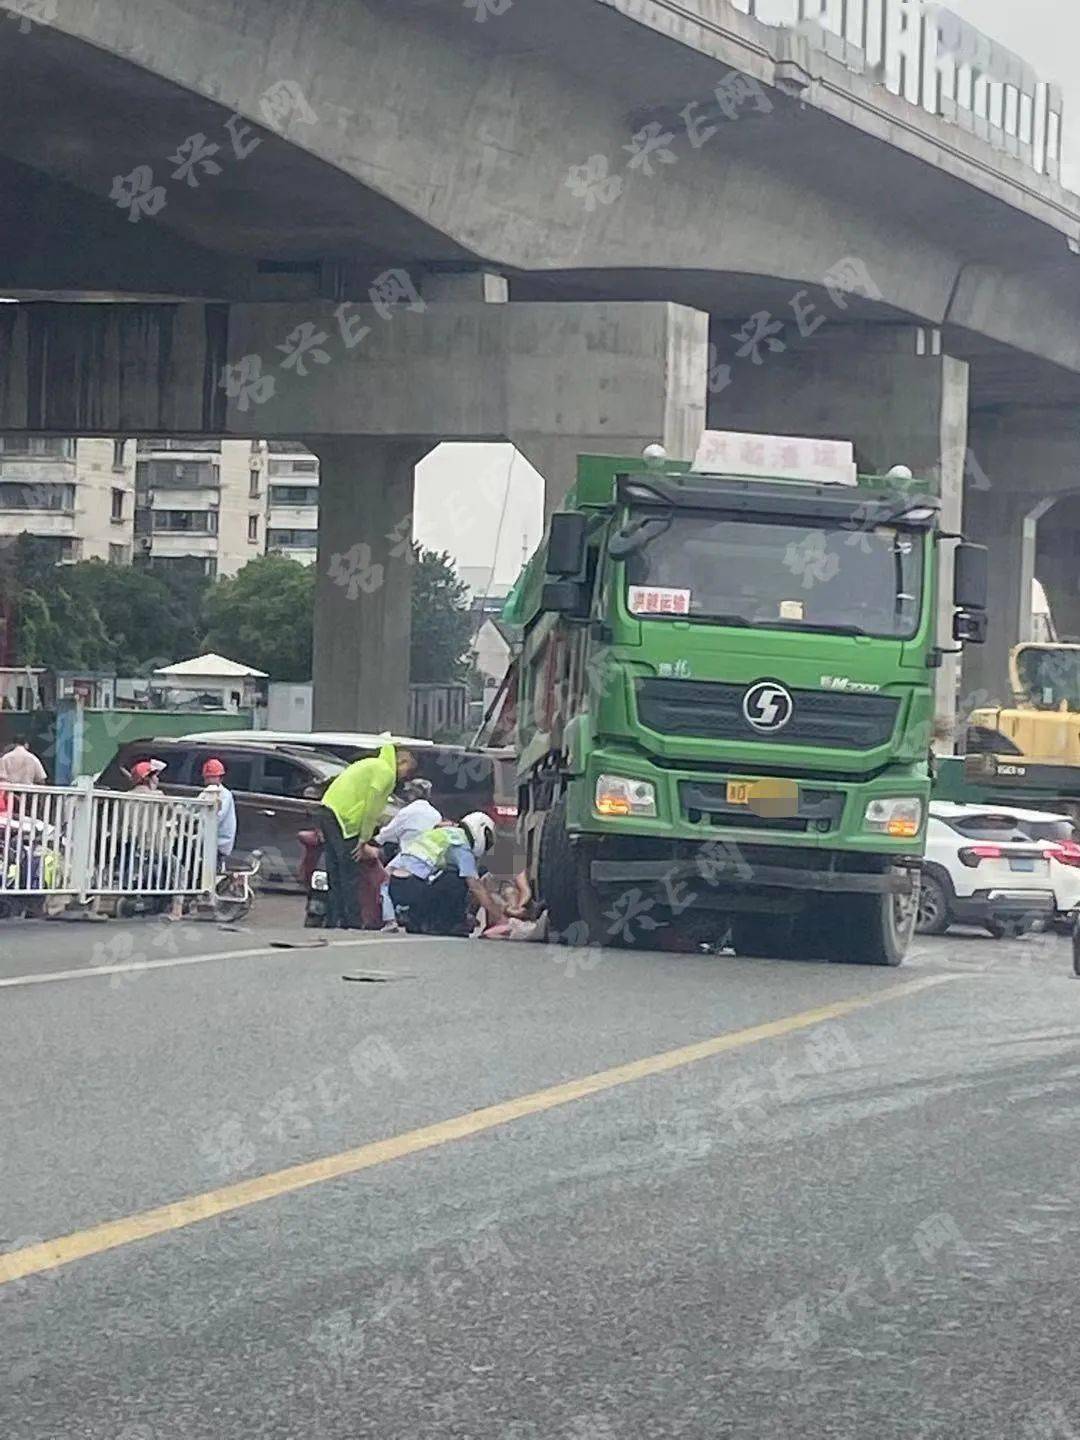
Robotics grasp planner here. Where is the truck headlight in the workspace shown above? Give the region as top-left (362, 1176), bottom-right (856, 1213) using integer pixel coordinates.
top-left (863, 797), bottom-right (923, 838)
top-left (595, 774), bottom-right (657, 818)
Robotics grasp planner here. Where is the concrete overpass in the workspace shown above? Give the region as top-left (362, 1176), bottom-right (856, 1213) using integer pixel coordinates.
top-left (1, 0), bottom-right (1079, 727)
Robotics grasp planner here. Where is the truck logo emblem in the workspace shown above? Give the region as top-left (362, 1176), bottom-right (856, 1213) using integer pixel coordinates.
top-left (742, 681), bottom-right (794, 733)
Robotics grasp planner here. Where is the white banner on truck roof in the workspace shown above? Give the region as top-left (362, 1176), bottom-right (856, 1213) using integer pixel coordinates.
top-left (692, 431), bottom-right (857, 486)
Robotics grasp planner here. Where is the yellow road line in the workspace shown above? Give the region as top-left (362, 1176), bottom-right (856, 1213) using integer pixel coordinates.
top-left (0, 971), bottom-right (958, 1286)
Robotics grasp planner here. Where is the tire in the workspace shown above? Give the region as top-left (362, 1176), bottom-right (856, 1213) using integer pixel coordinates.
top-left (915, 870), bottom-right (951, 936)
top-left (215, 898), bottom-right (252, 924)
top-left (731, 913), bottom-right (799, 960)
top-left (536, 797), bottom-right (578, 934)
top-left (536, 797), bottom-right (620, 947)
top-left (820, 874), bottom-right (920, 967)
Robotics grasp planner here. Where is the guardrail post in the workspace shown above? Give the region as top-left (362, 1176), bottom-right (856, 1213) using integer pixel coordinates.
top-left (200, 796), bottom-right (219, 897)
top-left (68, 776), bottom-right (95, 903)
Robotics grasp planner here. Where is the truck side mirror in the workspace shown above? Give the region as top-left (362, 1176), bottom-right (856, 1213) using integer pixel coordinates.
top-left (542, 580), bottom-right (590, 619)
top-left (953, 610), bottom-right (987, 645)
top-left (953, 543), bottom-right (988, 611)
top-left (546, 513), bottom-right (587, 578)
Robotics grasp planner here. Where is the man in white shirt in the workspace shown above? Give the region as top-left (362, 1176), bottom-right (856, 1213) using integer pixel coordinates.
top-left (0, 738), bottom-right (46, 786)
top-left (374, 778), bottom-right (441, 931)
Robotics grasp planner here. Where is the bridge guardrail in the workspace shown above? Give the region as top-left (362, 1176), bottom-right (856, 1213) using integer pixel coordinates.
top-left (733, 0), bottom-right (1063, 180)
top-left (0, 779), bottom-right (218, 902)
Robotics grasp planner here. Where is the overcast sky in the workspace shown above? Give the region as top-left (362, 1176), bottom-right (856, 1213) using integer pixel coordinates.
top-left (948, 0), bottom-right (1080, 190)
top-left (416, 1), bottom-right (1078, 589)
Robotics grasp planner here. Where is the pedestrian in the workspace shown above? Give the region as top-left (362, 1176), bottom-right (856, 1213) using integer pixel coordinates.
top-left (373, 777), bottom-right (442, 933)
top-left (319, 742), bottom-right (417, 929)
top-left (387, 812), bottom-right (505, 936)
top-left (0, 736), bottom-right (46, 786)
top-left (127, 757), bottom-right (167, 792)
top-left (198, 757), bottom-right (237, 870)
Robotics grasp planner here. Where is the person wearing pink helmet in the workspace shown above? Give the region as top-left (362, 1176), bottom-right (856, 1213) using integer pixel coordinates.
top-left (199, 757), bottom-right (237, 868)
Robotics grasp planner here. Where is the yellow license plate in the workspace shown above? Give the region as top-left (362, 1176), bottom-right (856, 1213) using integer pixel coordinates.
top-left (726, 779), bottom-right (800, 816)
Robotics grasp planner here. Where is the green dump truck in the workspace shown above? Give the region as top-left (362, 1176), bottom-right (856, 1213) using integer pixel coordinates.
top-left (503, 434), bottom-right (989, 965)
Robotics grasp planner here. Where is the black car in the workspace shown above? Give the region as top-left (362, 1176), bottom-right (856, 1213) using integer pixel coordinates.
top-left (97, 739), bottom-right (347, 888)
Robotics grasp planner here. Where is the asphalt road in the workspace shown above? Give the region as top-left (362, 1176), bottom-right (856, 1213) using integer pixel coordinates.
top-left (2, 904), bottom-right (1080, 1440)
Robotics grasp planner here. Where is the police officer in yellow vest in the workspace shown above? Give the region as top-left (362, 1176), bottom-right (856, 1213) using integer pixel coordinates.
top-left (387, 813), bottom-right (504, 936)
top-left (319, 742), bottom-right (417, 928)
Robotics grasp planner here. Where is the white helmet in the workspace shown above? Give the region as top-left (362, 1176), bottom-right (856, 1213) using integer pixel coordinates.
top-left (461, 811), bottom-right (496, 858)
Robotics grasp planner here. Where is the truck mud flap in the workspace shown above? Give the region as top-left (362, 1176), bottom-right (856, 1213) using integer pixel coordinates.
top-left (589, 859), bottom-right (916, 895)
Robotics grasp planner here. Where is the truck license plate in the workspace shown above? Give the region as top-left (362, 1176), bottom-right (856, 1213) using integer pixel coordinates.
top-left (726, 779), bottom-right (800, 816)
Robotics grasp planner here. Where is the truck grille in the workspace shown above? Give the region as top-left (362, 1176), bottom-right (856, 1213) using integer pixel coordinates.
top-left (636, 679), bottom-right (899, 751)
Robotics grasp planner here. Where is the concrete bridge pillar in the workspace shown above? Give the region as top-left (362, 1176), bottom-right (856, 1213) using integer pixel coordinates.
top-left (963, 412), bottom-right (1080, 704)
top-left (708, 326), bottom-right (969, 744)
top-left (310, 438), bottom-right (429, 734)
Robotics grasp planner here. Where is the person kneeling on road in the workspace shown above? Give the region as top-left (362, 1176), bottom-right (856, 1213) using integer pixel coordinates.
top-left (387, 812), bottom-right (505, 937)
top-left (374, 777), bottom-right (442, 934)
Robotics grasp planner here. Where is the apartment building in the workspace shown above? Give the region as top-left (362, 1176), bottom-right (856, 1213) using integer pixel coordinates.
top-left (0, 436), bottom-right (322, 578)
top-left (134, 439), bottom-right (267, 579)
top-left (264, 442), bottom-right (320, 567)
top-left (0, 436), bottom-right (136, 564)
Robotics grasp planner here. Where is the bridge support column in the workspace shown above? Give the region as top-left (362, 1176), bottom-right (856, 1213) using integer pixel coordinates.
top-left (963, 412), bottom-right (1080, 702)
top-left (709, 328), bottom-right (969, 745)
top-left (311, 438), bottom-right (429, 733)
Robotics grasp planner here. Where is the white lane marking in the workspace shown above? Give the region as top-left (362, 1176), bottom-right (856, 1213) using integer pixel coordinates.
top-left (0, 936), bottom-right (436, 990)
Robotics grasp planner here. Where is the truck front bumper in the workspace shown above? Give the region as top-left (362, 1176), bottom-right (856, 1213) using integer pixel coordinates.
top-left (571, 747), bottom-right (927, 856)
top-left (590, 857), bottom-right (916, 898)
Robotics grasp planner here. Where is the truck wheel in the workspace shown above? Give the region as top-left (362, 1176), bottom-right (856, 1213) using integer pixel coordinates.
top-left (829, 879), bottom-right (919, 967)
top-left (537, 798), bottom-right (581, 935)
top-left (915, 870), bottom-right (951, 936)
top-left (731, 914), bottom-right (799, 960)
top-left (537, 798), bottom-right (621, 947)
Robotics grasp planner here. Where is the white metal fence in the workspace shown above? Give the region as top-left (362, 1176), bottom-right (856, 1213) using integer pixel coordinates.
top-left (0, 780), bottom-right (218, 901)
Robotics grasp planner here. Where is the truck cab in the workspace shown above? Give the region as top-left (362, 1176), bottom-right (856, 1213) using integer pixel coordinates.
top-left (505, 433), bottom-right (988, 965)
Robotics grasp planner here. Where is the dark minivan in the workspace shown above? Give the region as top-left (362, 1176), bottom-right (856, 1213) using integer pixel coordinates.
top-left (97, 739), bottom-right (347, 887)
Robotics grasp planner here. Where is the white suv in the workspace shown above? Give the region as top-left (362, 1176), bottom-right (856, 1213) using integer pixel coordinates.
top-left (918, 801), bottom-right (1080, 938)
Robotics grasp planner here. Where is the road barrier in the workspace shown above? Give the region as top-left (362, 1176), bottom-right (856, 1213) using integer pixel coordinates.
top-left (0, 779), bottom-right (218, 902)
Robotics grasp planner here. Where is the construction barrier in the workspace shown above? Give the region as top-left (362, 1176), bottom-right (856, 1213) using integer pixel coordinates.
top-left (0, 779), bottom-right (218, 902)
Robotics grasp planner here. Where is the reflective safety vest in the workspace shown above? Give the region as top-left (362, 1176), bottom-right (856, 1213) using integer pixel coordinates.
top-left (399, 825), bottom-right (469, 871)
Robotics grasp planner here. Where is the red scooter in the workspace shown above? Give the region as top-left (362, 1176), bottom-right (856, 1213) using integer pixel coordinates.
top-left (296, 827), bottom-right (385, 929)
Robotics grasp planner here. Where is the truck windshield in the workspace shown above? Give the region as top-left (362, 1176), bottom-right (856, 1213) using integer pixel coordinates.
top-left (622, 511), bottom-right (923, 639)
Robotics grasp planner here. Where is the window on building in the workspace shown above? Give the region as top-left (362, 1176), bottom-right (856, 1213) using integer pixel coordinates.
top-left (0, 437), bottom-right (75, 459)
top-left (0, 482), bottom-right (75, 511)
top-left (267, 528), bottom-right (319, 549)
top-left (249, 468), bottom-right (261, 498)
top-left (138, 460), bottom-right (219, 490)
top-left (269, 485), bottom-right (319, 508)
top-left (268, 457), bottom-right (320, 477)
top-left (137, 439), bottom-right (221, 453)
top-left (111, 487), bottom-right (125, 522)
top-left (109, 543), bottom-right (130, 566)
top-left (112, 439), bottom-right (127, 469)
top-left (152, 509), bottom-right (218, 534)
top-left (148, 554), bottom-right (218, 579)
top-left (248, 514), bottom-right (259, 543)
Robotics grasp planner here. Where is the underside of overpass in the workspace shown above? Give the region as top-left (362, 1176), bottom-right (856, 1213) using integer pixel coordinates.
top-left (2, 0), bottom-right (1080, 725)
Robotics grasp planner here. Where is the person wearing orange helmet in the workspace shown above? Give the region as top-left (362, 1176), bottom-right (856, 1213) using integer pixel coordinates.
top-left (199, 757), bottom-right (237, 868)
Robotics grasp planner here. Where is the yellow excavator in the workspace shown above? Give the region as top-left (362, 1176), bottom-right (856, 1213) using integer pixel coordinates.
top-left (934, 644), bottom-right (1080, 822)
top-left (969, 644), bottom-right (1080, 765)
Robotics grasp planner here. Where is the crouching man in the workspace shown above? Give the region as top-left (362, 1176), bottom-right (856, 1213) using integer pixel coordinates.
top-left (387, 812), bottom-right (504, 936)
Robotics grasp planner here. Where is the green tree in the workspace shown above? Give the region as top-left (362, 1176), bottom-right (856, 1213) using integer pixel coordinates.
top-left (60, 560), bottom-right (205, 672)
top-left (5, 537), bottom-right (114, 670)
top-left (409, 546), bottom-right (475, 684)
top-left (201, 553), bottom-right (316, 681)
